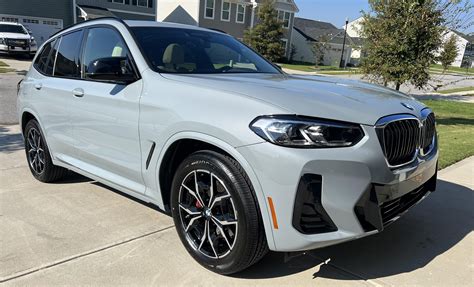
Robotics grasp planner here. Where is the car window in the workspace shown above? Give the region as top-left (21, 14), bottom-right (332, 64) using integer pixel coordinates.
top-left (0, 24), bottom-right (27, 34)
top-left (34, 38), bottom-right (58, 76)
top-left (54, 30), bottom-right (83, 78)
top-left (82, 27), bottom-right (133, 80)
top-left (131, 27), bottom-right (279, 74)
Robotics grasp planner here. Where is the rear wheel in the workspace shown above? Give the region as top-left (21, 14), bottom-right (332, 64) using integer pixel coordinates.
top-left (24, 119), bottom-right (67, 182)
top-left (171, 150), bottom-right (268, 274)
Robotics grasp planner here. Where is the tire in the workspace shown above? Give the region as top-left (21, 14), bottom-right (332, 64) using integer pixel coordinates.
top-left (171, 150), bottom-right (268, 274)
top-left (24, 119), bottom-right (68, 182)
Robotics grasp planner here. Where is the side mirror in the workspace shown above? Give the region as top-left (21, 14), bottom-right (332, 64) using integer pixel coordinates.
top-left (86, 57), bottom-right (137, 84)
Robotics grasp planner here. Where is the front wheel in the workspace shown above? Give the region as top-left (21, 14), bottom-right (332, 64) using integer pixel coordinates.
top-left (171, 151), bottom-right (268, 274)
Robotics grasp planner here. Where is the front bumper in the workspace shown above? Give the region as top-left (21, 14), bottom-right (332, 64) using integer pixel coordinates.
top-left (237, 125), bottom-right (438, 252)
top-left (0, 44), bottom-right (37, 54)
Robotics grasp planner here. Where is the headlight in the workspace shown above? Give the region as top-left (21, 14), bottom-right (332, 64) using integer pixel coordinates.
top-left (250, 115), bottom-right (364, 148)
top-left (0, 38), bottom-right (5, 45)
top-left (30, 38), bottom-right (37, 46)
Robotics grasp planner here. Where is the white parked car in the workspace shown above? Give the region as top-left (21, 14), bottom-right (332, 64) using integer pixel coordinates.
top-left (17, 18), bottom-right (438, 274)
top-left (0, 21), bottom-right (37, 57)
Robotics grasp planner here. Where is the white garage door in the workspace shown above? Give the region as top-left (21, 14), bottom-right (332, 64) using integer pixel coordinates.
top-left (0, 14), bottom-right (63, 46)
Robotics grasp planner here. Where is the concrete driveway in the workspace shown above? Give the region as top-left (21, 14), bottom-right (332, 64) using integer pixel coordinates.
top-left (0, 124), bottom-right (472, 286)
top-left (0, 56), bottom-right (31, 125)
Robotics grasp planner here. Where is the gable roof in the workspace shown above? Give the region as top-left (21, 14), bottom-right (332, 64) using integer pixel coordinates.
top-left (293, 17), bottom-right (352, 45)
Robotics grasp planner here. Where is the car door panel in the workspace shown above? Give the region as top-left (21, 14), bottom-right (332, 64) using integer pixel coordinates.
top-left (70, 26), bottom-right (145, 193)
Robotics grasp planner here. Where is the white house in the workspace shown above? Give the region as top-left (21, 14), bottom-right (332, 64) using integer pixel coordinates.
top-left (436, 30), bottom-right (471, 68)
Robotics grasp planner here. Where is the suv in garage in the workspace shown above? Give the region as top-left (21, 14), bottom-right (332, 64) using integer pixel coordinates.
top-left (18, 18), bottom-right (438, 274)
top-left (0, 21), bottom-right (37, 57)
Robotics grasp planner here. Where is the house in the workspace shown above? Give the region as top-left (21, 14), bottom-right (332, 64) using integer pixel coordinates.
top-left (342, 17), bottom-right (364, 65)
top-left (0, 0), bottom-right (156, 46)
top-left (156, 0), bottom-right (299, 57)
top-left (437, 30), bottom-right (472, 68)
top-left (291, 17), bottom-right (352, 66)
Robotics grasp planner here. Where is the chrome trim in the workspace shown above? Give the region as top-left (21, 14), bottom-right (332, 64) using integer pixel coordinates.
top-left (375, 109), bottom-right (436, 169)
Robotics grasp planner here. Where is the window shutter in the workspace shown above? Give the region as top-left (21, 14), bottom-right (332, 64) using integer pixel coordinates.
top-left (148, 0), bottom-right (153, 8)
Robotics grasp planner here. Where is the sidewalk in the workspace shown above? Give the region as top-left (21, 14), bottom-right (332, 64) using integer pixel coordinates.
top-left (1, 125), bottom-right (473, 286)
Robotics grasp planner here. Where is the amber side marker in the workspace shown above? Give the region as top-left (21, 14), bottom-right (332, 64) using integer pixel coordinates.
top-left (267, 197), bottom-right (279, 229)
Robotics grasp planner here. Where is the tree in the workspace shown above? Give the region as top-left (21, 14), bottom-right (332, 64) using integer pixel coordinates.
top-left (243, 0), bottom-right (285, 62)
top-left (312, 35), bottom-right (330, 66)
top-left (438, 34), bottom-right (459, 71)
top-left (361, 0), bottom-right (472, 90)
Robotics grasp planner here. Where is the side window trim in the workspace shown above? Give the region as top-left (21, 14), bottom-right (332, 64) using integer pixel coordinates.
top-left (80, 24), bottom-right (141, 84)
top-left (51, 37), bottom-right (62, 77)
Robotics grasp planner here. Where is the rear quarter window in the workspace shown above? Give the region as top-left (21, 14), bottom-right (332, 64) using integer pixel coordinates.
top-left (34, 39), bottom-right (58, 76)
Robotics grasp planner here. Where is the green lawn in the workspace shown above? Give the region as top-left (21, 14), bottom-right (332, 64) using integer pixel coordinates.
top-left (280, 63), bottom-right (361, 74)
top-left (0, 60), bottom-right (14, 73)
top-left (421, 100), bottom-right (474, 169)
top-left (437, 86), bottom-right (474, 95)
top-left (430, 64), bottom-right (473, 75)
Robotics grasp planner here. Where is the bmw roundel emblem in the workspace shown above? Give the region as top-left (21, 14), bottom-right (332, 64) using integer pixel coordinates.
top-left (401, 102), bottom-right (414, 111)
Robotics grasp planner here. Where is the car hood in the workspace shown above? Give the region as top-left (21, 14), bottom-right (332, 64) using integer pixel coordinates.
top-left (0, 32), bottom-right (31, 39)
top-left (161, 73), bottom-right (426, 125)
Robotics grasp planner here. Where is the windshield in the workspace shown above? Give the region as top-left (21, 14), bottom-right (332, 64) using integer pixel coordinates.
top-left (131, 27), bottom-right (280, 74)
top-left (0, 24), bottom-right (27, 34)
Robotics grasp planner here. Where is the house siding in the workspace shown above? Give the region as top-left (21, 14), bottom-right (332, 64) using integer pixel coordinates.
top-left (0, 0), bottom-right (74, 27)
top-left (291, 28), bottom-right (351, 66)
top-left (198, 0), bottom-right (252, 39)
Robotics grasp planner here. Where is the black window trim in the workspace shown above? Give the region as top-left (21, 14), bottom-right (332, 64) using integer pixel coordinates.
top-left (33, 23), bottom-right (141, 85)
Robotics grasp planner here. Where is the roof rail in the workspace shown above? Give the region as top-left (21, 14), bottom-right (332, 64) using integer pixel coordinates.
top-left (50, 16), bottom-right (128, 38)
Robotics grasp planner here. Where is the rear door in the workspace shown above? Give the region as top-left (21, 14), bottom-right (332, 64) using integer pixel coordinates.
top-left (28, 37), bottom-right (77, 160)
top-left (70, 26), bottom-right (145, 193)
top-left (39, 29), bottom-right (84, 162)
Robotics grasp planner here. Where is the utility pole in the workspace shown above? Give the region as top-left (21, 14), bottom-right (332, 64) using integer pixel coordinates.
top-left (339, 18), bottom-right (349, 68)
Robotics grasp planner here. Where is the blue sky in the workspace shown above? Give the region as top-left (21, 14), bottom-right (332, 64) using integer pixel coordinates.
top-left (295, 0), bottom-right (370, 28)
top-left (295, 0), bottom-right (473, 33)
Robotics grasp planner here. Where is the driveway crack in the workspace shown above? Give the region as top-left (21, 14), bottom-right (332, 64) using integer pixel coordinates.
top-left (0, 225), bottom-right (175, 283)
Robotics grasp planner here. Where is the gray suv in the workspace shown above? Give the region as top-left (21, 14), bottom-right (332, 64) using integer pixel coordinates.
top-left (17, 18), bottom-right (438, 274)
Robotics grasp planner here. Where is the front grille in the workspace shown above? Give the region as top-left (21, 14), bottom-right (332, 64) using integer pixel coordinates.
top-left (421, 113), bottom-right (436, 154)
top-left (380, 186), bottom-right (429, 226)
top-left (377, 111), bottom-right (436, 168)
top-left (6, 38), bottom-right (27, 47)
top-left (381, 119), bottom-right (420, 166)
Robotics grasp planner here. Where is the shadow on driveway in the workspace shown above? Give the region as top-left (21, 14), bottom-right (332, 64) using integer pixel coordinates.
top-left (237, 179), bottom-right (473, 280)
top-left (0, 126), bottom-right (24, 153)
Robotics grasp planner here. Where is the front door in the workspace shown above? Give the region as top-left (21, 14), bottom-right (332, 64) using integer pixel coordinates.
top-left (70, 26), bottom-right (144, 193)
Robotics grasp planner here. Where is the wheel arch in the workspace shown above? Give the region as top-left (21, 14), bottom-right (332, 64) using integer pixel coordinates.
top-left (154, 132), bottom-right (276, 250)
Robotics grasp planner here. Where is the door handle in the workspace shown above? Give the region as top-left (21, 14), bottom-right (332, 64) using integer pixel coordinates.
top-left (72, 88), bottom-right (84, 98)
top-left (34, 83), bottom-right (42, 90)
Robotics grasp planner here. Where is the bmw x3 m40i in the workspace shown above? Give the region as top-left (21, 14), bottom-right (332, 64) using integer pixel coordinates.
top-left (17, 18), bottom-right (438, 274)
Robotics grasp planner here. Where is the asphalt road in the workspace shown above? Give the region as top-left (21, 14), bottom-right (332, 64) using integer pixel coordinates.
top-left (1, 124), bottom-right (473, 286)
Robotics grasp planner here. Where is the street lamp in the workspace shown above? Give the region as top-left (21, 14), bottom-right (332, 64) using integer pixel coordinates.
top-left (339, 18), bottom-right (349, 68)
